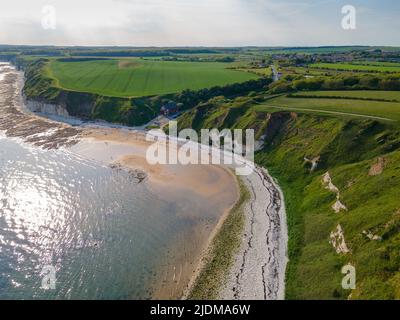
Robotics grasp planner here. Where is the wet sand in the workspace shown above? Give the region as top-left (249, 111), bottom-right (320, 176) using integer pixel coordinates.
top-left (74, 129), bottom-right (241, 299)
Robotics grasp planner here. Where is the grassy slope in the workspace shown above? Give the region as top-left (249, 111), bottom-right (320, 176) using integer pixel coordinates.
top-left (256, 116), bottom-right (400, 299)
top-left (177, 94), bottom-right (400, 300)
top-left (49, 59), bottom-right (259, 98)
top-left (292, 90), bottom-right (400, 102)
top-left (177, 96), bottom-right (272, 139)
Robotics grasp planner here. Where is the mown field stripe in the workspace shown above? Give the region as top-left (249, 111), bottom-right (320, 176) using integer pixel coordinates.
top-left (121, 66), bottom-right (137, 93)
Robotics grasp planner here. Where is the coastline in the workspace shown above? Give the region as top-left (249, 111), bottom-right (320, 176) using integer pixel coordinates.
top-left (218, 167), bottom-right (288, 300)
top-left (184, 175), bottom-right (249, 299)
top-left (0, 63), bottom-right (242, 299)
top-left (185, 165), bottom-right (288, 300)
top-left (80, 127), bottom-right (288, 300)
top-left (1, 62), bottom-right (288, 300)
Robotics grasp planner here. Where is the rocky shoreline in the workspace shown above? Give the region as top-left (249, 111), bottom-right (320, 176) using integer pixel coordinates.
top-left (219, 166), bottom-right (288, 300)
top-left (0, 63), bottom-right (81, 149)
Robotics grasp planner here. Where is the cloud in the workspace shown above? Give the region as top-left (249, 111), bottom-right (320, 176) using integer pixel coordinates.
top-left (0, 0), bottom-right (398, 46)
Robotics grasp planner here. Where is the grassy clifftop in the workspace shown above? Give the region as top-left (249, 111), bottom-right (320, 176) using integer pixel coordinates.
top-left (48, 58), bottom-right (258, 98)
top-left (21, 58), bottom-right (269, 126)
top-left (177, 96), bottom-right (400, 299)
top-left (22, 59), bottom-right (160, 126)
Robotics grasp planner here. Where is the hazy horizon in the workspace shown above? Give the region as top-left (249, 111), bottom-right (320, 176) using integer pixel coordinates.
top-left (0, 44), bottom-right (399, 49)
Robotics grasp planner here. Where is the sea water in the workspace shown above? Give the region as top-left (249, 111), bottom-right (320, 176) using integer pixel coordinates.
top-left (0, 135), bottom-right (211, 299)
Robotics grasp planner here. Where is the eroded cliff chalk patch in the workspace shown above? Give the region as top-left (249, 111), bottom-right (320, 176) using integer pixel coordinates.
top-left (330, 224), bottom-right (350, 254)
top-left (322, 172), bottom-right (348, 213)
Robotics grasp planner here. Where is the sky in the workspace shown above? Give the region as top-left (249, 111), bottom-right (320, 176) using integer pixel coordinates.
top-left (0, 0), bottom-right (398, 47)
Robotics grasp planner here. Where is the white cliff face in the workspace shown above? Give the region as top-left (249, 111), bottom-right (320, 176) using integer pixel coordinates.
top-left (330, 224), bottom-right (350, 254)
top-left (322, 172), bottom-right (348, 213)
top-left (25, 99), bottom-right (70, 118)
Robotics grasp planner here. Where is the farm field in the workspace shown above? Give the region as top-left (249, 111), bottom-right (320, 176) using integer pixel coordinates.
top-left (310, 62), bottom-right (400, 73)
top-left (235, 67), bottom-right (272, 77)
top-left (291, 90), bottom-right (400, 101)
top-left (48, 58), bottom-right (259, 98)
top-left (255, 94), bottom-right (400, 122)
top-left (279, 66), bottom-right (335, 77)
top-left (352, 61), bottom-right (400, 67)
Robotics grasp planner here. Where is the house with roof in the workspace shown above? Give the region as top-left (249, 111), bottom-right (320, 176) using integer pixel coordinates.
top-left (160, 101), bottom-right (179, 116)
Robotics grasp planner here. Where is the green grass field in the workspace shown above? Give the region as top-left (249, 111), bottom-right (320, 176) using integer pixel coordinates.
top-left (291, 90), bottom-right (400, 102)
top-left (235, 67), bottom-right (272, 77)
top-left (352, 61), bottom-right (400, 68)
top-left (310, 63), bottom-right (400, 73)
top-left (48, 58), bottom-right (259, 98)
top-left (256, 93), bottom-right (400, 122)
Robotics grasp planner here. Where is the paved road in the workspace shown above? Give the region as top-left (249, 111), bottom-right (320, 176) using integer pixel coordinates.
top-left (271, 65), bottom-right (280, 82)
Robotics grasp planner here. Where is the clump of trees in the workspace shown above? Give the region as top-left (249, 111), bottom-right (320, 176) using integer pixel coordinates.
top-left (176, 77), bottom-right (272, 110)
top-left (269, 74), bottom-right (400, 93)
top-left (215, 56), bottom-right (235, 63)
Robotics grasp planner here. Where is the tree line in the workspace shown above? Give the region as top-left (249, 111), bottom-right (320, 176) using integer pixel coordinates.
top-left (175, 77), bottom-right (272, 110)
top-left (269, 74), bottom-right (400, 93)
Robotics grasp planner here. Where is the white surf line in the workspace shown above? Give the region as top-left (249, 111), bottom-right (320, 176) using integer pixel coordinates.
top-left (258, 104), bottom-right (396, 122)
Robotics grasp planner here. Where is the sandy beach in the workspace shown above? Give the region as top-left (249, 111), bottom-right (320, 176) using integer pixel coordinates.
top-left (70, 133), bottom-right (246, 299)
top-left (74, 128), bottom-right (243, 299)
top-left (0, 62), bottom-right (288, 300)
